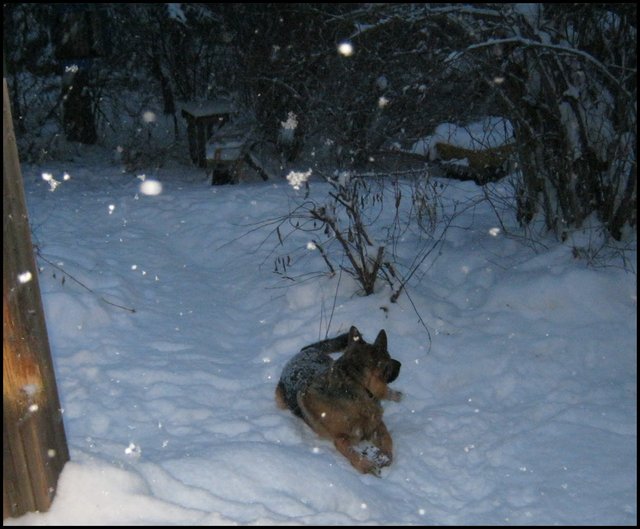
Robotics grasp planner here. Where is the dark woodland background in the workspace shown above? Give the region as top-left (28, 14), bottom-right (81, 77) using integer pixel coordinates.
top-left (3, 3), bottom-right (636, 243)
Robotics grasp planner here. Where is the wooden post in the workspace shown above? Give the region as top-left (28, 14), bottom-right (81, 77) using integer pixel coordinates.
top-left (3, 72), bottom-right (69, 519)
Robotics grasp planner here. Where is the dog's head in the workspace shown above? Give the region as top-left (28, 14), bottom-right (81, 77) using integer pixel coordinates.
top-left (343, 326), bottom-right (402, 398)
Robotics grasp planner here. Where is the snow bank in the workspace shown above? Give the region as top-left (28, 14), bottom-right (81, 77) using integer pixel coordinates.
top-left (5, 155), bottom-right (636, 525)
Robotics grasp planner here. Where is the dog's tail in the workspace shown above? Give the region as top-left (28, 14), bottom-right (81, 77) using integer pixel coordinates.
top-left (300, 332), bottom-right (350, 355)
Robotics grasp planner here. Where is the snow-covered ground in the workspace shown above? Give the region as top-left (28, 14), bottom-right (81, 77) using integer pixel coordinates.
top-left (6, 148), bottom-right (637, 525)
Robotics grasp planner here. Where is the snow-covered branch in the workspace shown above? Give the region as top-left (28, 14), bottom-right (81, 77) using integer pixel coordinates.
top-left (464, 37), bottom-right (632, 96)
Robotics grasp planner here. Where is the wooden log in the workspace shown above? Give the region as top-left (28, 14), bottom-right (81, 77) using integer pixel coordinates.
top-left (435, 142), bottom-right (514, 171)
top-left (3, 75), bottom-right (69, 520)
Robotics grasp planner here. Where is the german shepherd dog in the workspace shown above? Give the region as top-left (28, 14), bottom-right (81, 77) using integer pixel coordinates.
top-left (275, 326), bottom-right (402, 475)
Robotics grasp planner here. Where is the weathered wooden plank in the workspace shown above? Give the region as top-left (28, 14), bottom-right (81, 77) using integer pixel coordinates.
top-left (3, 75), bottom-right (69, 520)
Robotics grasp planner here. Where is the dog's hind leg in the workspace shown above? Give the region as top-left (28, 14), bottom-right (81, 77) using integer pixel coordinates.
top-left (275, 383), bottom-right (288, 409)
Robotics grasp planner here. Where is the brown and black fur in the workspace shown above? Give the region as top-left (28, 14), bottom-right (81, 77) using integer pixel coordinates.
top-left (275, 326), bottom-right (402, 475)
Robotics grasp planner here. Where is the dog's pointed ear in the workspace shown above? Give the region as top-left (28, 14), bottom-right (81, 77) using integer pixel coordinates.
top-left (349, 326), bottom-right (363, 343)
top-left (374, 329), bottom-right (387, 350)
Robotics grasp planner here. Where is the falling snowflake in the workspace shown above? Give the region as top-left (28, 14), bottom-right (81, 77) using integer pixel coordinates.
top-left (286, 169), bottom-right (312, 190)
top-left (125, 442), bottom-right (142, 458)
top-left (142, 111), bottom-right (157, 123)
top-left (140, 179), bottom-right (163, 196)
top-left (42, 172), bottom-right (61, 192)
top-left (338, 41), bottom-right (354, 57)
top-left (18, 271), bottom-right (32, 284)
top-left (281, 112), bottom-right (298, 130)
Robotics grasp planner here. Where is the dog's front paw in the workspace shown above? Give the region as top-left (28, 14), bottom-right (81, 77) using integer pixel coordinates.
top-left (352, 454), bottom-right (379, 475)
top-left (387, 388), bottom-right (403, 402)
top-left (358, 456), bottom-right (384, 477)
top-left (360, 444), bottom-right (391, 469)
top-left (351, 444), bottom-right (393, 476)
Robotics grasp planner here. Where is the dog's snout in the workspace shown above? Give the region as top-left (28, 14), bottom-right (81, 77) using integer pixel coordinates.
top-left (386, 359), bottom-right (401, 383)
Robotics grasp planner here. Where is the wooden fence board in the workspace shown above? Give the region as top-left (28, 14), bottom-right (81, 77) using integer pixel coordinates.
top-left (3, 74), bottom-right (69, 520)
